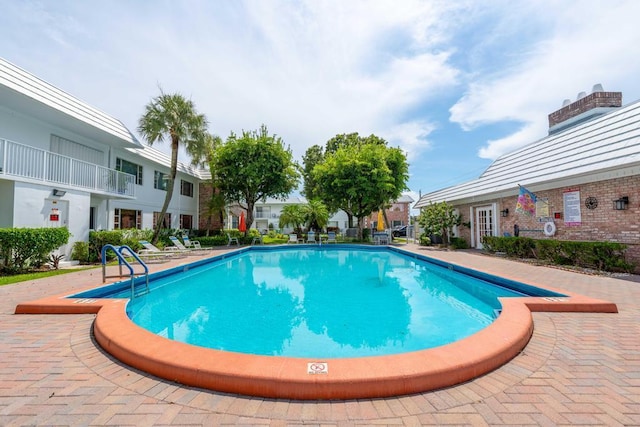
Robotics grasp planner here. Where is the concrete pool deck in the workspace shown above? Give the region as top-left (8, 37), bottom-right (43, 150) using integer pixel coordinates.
top-left (2, 244), bottom-right (640, 425)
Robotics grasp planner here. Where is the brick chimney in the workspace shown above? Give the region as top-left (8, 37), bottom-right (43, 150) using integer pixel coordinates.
top-left (548, 84), bottom-right (622, 134)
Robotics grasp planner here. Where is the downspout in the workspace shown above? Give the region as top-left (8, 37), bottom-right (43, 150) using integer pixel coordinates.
top-left (106, 147), bottom-right (111, 230)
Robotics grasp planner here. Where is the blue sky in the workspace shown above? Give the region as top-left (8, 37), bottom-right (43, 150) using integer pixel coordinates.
top-left (2, 0), bottom-right (639, 204)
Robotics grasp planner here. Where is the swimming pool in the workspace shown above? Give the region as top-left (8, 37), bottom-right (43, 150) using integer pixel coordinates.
top-left (87, 246), bottom-right (560, 358)
top-left (72, 246), bottom-right (564, 357)
top-left (17, 244), bottom-right (617, 399)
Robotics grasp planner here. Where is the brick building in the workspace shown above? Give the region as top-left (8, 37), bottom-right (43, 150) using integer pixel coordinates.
top-left (367, 194), bottom-right (414, 229)
top-left (414, 85), bottom-right (640, 268)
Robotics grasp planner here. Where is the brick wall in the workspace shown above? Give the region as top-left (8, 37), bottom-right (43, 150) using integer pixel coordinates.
top-left (368, 201), bottom-right (411, 227)
top-left (198, 182), bottom-right (223, 231)
top-left (454, 175), bottom-right (640, 269)
top-left (548, 91), bottom-right (622, 127)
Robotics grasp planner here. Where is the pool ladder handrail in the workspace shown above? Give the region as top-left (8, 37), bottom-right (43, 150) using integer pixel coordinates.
top-left (101, 244), bottom-right (150, 299)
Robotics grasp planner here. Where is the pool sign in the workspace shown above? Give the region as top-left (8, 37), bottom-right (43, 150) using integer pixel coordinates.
top-left (307, 362), bottom-right (328, 374)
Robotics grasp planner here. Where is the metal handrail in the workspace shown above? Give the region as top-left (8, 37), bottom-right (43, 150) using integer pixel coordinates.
top-left (101, 244), bottom-right (149, 299)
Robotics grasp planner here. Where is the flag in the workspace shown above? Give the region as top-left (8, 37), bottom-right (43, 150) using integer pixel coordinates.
top-left (515, 186), bottom-right (537, 217)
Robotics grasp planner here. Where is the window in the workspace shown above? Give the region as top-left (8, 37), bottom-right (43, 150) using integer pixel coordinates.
top-left (89, 207), bottom-right (96, 230)
top-left (256, 206), bottom-right (270, 219)
top-left (115, 158), bottom-right (143, 185)
top-left (180, 214), bottom-right (193, 229)
top-left (154, 171), bottom-right (169, 190)
top-left (153, 211), bottom-right (171, 229)
top-left (114, 209), bottom-right (142, 229)
top-left (180, 180), bottom-right (194, 197)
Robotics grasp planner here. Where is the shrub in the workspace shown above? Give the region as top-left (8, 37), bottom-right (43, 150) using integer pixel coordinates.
top-left (71, 241), bottom-right (89, 264)
top-left (89, 230), bottom-right (123, 262)
top-left (482, 236), bottom-right (535, 258)
top-left (482, 236), bottom-right (633, 273)
top-left (0, 227), bottom-right (71, 272)
top-left (450, 237), bottom-right (469, 250)
top-left (419, 233), bottom-right (431, 246)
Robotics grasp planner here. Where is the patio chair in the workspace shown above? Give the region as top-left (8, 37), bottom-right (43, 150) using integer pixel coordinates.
top-left (325, 231), bottom-right (337, 243)
top-left (138, 240), bottom-right (188, 258)
top-left (251, 234), bottom-right (264, 245)
top-left (227, 233), bottom-right (240, 247)
top-left (373, 232), bottom-right (389, 245)
top-left (306, 231), bottom-right (316, 244)
top-left (287, 234), bottom-right (300, 244)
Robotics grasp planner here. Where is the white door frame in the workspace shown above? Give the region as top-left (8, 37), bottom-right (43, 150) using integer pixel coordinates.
top-left (473, 204), bottom-right (497, 249)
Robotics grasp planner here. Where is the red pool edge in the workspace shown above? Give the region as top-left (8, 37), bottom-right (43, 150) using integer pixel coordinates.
top-left (15, 290), bottom-right (617, 400)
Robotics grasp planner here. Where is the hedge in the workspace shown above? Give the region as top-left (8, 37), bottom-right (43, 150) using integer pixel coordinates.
top-left (0, 227), bottom-right (71, 272)
top-left (87, 228), bottom-right (262, 262)
top-left (482, 236), bottom-right (634, 272)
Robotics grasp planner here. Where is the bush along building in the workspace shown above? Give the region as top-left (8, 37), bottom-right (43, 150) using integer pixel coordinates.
top-left (414, 85), bottom-right (640, 271)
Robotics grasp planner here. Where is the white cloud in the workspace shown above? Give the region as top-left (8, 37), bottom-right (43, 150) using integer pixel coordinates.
top-left (449, 0), bottom-right (640, 160)
top-left (1, 0), bottom-right (465, 162)
top-left (379, 121), bottom-right (437, 162)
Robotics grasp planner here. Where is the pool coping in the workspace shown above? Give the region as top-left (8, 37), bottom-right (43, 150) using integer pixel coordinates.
top-left (15, 246), bottom-right (618, 400)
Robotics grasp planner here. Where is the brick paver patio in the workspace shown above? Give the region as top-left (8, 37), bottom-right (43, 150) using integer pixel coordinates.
top-left (1, 244), bottom-right (639, 426)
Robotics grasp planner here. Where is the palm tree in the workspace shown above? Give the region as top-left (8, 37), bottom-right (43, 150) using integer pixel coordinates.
top-left (303, 199), bottom-right (329, 232)
top-left (138, 91), bottom-right (209, 244)
top-left (279, 204), bottom-right (306, 236)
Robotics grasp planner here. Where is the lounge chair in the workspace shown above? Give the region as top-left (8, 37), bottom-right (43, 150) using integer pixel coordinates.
top-left (182, 234), bottom-right (213, 251)
top-left (251, 234), bottom-right (264, 245)
top-left (131, 243), bottom-right (171, 263)
top-left (325, 231), bottom-right (337, 243)
top-left (138, 240), bottom-right (188, 258)
top-left (168, 236), bottom-right (200, 255)
top-left (306, 231), bottom-right (316, 244)
top-left (227, 233), bottom-right (240, 247)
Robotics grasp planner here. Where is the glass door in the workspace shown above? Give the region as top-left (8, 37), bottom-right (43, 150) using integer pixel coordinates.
top-left (475, 206), bottom-right (494, 249)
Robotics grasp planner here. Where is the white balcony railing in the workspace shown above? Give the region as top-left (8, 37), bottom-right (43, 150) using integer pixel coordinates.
top-left (0, 138), bottom-right (135, 197)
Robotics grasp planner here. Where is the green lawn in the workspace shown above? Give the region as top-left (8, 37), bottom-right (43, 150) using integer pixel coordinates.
top-left (0, 267), bottom-right (92, 286)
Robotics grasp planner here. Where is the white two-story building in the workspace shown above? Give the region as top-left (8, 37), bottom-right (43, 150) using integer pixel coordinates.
top-left (0, 58), bottom-right (202, 256)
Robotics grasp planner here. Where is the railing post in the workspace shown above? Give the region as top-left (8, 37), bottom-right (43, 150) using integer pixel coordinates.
top-left (0, 139), bottom-right (5, 173)
top-left (43, 149), bottom-right (48, 182)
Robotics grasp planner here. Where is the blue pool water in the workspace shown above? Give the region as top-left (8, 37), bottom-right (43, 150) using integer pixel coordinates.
top-left (72, 246), bottom-right (563, 358)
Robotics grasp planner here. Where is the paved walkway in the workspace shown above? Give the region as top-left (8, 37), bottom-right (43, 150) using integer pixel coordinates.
top-left (1, 245), bottom-right (639, 426)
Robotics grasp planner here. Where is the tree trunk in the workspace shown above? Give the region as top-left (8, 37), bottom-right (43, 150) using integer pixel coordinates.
top-left (357, 216), bottom-right (365, 240)
top-left (347, 212), bottom-right (354, 228)
top-left (245, 200), bottom-right (255, 237)
top-left (151, 135), bottom-right (179, 244)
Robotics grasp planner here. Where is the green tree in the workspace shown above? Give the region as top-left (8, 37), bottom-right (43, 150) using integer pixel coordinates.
top-left (313, 141), bottom-right (408, 239)
top-left (200, 134), bottom-right (226, 235)
top-left (210, 125), bottom-right (299, 234)
top-left (417, 201), bottom-right (461, 245)
top-left (278, 204), bottom-right (306, 236)
top-left (138, 91), bottom-right (209, 244)
top-left (324, 132), bottom-right (386, 155)
top-left (303, 199), bottom-right (329, 232)
top-left (301, 144), bottom-right (324, 199)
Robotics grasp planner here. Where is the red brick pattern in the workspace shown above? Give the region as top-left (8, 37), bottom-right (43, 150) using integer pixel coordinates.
top-left (2, 246), bottom-right (640, 425)
top-left (548, 91), bottom-right (622, 127)
top-left (457, 175), bottom-right (640, 269)
top-left (197, 183), bottom-right (223, 231)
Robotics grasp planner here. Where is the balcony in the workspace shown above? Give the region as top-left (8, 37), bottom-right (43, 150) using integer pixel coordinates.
top-left (255, 212), bottom-right (279, 219)
top-left (0, 138), bottom-right (135, 197)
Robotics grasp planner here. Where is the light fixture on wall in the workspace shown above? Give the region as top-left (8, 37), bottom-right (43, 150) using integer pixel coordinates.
top-left (500, 208), bottom-right (509, 217)
top-left (613, 196), bottom-right (629, 210)
top-left (52, 189), bottom-right (66, 197)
